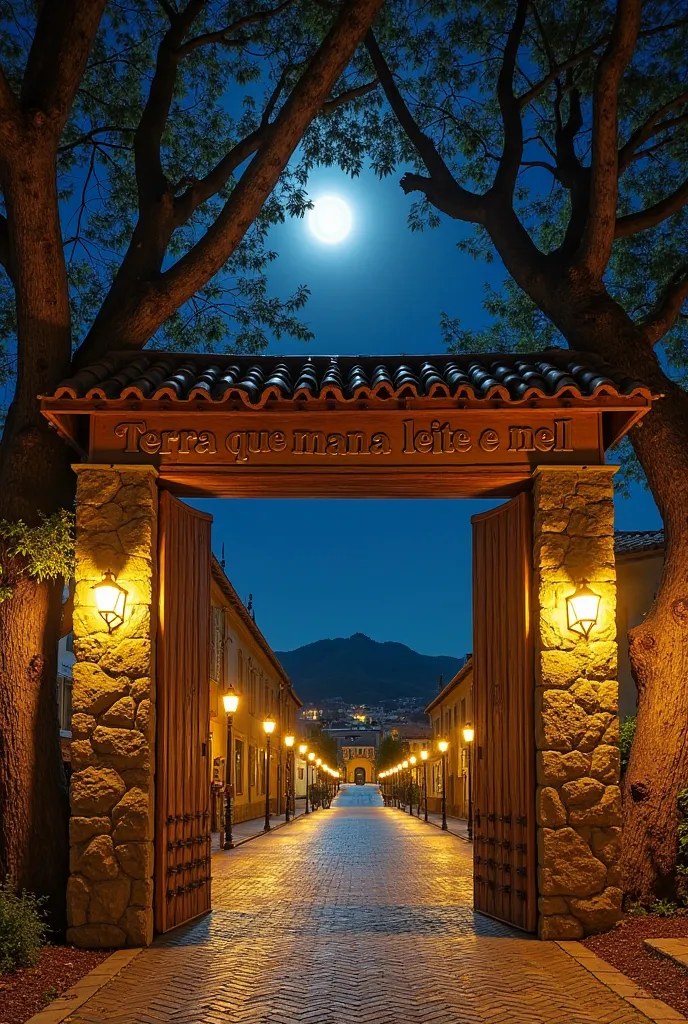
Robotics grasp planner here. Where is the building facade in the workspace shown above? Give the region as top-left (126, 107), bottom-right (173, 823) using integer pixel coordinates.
top-left (615, 530), bottom-right (664, 720)
top-left (424, 660), bottom-right (473, 820)
top-left (325, 727), bottom-right (381, 783)
top-left (209, 558), bottom-right (301, 826)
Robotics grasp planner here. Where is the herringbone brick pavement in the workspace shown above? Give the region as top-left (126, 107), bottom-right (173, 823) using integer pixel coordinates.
top-left (69, 785), bottom-right (648, 1024)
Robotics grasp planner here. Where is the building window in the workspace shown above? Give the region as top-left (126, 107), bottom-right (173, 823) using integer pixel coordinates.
top-left (210, 605), bottom-right (224, 682)
top-left (57, 674), bottom-right (72, 732)
top-left (235, 739), bottom-right (244, 795)
top-left (65, 632), bottom-right (74, 653)
top-left (249, 745), bottom-right (257, 790)
top-left (460, 698), bottom-right (466, 726)
top-left (238, 650), bottom-right (245, 693)
top-left (298, 767), bottom-right (304, 780)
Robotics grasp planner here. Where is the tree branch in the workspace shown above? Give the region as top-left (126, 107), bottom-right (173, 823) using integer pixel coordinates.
top-left (618, 92), bottom-right (688, 170)
top-left (615, 174), bottom-right (688, 237)
top-left (57, 125), bottom-right (132, 155)
top-left (638, 265), bottom-right (688, 344)
top-left (519, 16), bottom-right (688, 110)
top-left (20, 0), bottom-right (107, 132)
top-left (77, 0), bottom-right (387, 359)
top-left (577, 0), bottom-right (642, 275)
top-left (321, 79), bottom-right (378, 114)
top-left (492, 0), bottom-right (528, 198)
top-left (133, 0), bottom-right (206, 208)
top-left (365, 31), bottom-right (483, 222)
top-left (177, 0), bottom-right (295, 56)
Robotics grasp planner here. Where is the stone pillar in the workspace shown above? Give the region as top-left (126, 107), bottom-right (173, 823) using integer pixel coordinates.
top-left (67, 466), bottom-right (158, 949)
top-left (533, 466), bottom-right (622, 940)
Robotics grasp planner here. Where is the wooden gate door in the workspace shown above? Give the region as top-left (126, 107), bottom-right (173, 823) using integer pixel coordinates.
top-left (155, 492), bottom-right (213, 933)
top-left (471, 492), bottom-right (536, 932)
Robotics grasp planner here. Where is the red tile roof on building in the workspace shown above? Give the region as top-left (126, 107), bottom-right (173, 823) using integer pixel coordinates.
top-left (47, 349), bottom-right (652, 408)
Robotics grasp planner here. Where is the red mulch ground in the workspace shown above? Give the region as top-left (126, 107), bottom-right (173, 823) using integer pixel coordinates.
top-left (0, 945), bottom-right (110, 1024)
top-left (582, 915), bottom-right (688, 1017)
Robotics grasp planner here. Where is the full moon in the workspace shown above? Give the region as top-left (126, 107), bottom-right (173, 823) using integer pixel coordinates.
top-left (308, 196), bottom-right (352, 244)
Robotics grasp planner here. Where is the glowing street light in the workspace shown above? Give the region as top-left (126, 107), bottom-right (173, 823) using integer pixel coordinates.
top-left (222, 686), bottom-right (239, 849)
top-left (420, 749), bottom-right (429, 821)
top-left (263, 717), bottom-right (276, 832)
top-left (284, 735), bottom-right (295, 823)
top-left (438, 740), bottom-right (449, 830)
top-left (462, 724), bottom-right (474, 840)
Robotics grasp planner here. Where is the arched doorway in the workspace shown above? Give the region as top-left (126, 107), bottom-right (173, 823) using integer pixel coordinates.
top-left (354, 767), bottom-right (366, 785)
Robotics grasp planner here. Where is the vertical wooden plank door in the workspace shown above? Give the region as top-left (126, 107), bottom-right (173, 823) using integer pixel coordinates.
top-left (471, 492), bottom-right (536, 932)
top-left (155, 492), bottom-right (213, 934)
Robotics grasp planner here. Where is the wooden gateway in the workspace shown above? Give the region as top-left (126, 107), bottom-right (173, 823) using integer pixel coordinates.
top-left (43, 350), bottom-right (652, 944)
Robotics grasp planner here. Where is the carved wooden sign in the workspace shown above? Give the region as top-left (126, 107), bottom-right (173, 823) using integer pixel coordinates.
top-left (91, 411), bottom-right (601, 468)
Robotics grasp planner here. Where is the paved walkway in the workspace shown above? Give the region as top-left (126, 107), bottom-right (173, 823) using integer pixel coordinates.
top-left (70, 784), bottom-right (647, 1024)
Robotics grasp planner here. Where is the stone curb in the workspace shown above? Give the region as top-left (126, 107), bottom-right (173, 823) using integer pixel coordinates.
top-left (644, 938), bottom-right (688, 971)
top-left (223, 806), bottom-right (319, 849)
top-left (23, 948), bottom-right (141, 1024)
top-left (556, 940), bottom-right (686, 1021)
top-left (386, 805), bottom-right (472, 844)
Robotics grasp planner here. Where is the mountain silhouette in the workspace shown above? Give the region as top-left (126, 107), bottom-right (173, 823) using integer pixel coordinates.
top-left (275, 633), bottom-right (463, 703)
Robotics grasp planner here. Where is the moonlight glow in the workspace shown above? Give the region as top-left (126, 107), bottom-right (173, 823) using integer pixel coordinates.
top-left (308, 196), bottom-right (352, 244)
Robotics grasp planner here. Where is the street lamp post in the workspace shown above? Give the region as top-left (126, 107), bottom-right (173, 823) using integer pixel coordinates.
top-left (299, 744), bottom-right (308, 813)
top-left (408, 756), bottom-right (417, 816)
top-left (438, 740), bottom-right (449, 830)
top-left (284, 735), bottom-right (294, 822)
top-left (421, 749), bottom-right (429, 821)
top-left (462, 724), bottom-right (474, 840)
top-left (402, 760), bottom-right (409, 812)
top-left (222, 687), bottom-right (240, 849)
top-left (263, 717), bottom-right (276, 832)
top-left (307, 751), bottom-right (315, 811)
top-left (316, 758), bottom-right (322, 809)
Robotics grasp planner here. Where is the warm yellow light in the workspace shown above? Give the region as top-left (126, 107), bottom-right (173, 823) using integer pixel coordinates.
top-left (284, 735), bottom-right (295, 748)
top-left (93, 570), bottom-right (127, 631)
top-left (316, 758), bottom-right (322, 767)
top-left (420, 749), bottom-right (429, 761)
top-left (402, 760), bottom-right (409, 769)
top-left (397, 763), bottom-right (402, 771)
top-left (438, 740), bottom-right (449, 753)
top-left (409, 756), bottom-right (417, 765)
top-left (308, 752), bottom-right (315, 761)
top-left (263, 717), bottom-right (276, 735)
top-left (299, 743), bottom-right (307, 755)
top-left (462, 724), bottom-right (474, 744)
top-left (566, 581), bottom-right (601, 639)
top-left (222, 688), bottom-right (239, 715)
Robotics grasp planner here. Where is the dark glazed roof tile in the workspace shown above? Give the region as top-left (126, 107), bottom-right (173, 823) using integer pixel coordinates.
top-left (614, 530), bottom-right (664, 555)
top-left (48, 349), bottom-right (652, 408)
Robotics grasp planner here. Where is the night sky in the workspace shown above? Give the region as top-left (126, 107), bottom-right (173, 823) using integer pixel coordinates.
top-left (192, 164), bottom-right (662, 660)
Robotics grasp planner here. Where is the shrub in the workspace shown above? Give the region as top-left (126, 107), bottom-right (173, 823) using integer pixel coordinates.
top-left (619, 716), bottom-right (637, 775)
top-left (0, 878), bottom-right (49, 973)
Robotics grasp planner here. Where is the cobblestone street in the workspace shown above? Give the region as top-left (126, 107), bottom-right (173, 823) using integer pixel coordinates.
top-left (70, 786), bottom-right (648, 1024)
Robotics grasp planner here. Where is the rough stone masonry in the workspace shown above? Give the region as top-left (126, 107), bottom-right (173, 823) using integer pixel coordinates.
top-left (533, 466), bottom-right (622, 940)
top-left (67, 465), bottom-right (158, 948)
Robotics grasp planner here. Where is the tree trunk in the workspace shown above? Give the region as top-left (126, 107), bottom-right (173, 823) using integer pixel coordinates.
top-left (551, 282), bottom-right (688, 901)
top-left (0, 139), bottom-right (74, 927)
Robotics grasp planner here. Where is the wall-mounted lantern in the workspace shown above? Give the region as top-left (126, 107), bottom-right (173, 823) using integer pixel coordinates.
top-left (566, 581), bottom-right (601, 639)
top-left (462, 724), bottom-right (475, 744)
top-left (93, 570), bottom-right (127, 631)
